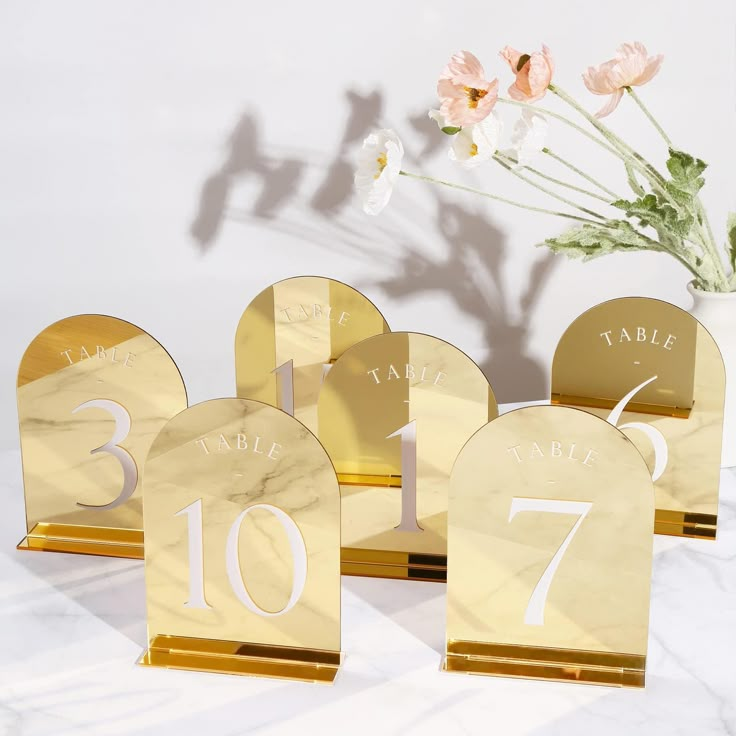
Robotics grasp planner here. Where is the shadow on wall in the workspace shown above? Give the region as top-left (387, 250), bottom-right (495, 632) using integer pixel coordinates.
top-left (188, 90), bottom-right (558, 402)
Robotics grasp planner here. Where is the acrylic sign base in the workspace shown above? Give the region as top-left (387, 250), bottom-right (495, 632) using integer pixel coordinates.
top-left (17, 523), bottom-right (143, 559)
top-left (140, 635), bottom-right (341, 684)
top-left (443, 641), bottom-right (645, 688)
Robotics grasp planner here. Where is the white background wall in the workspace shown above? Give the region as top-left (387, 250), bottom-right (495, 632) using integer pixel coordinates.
top-left (1, 0), bottom-right (734, 451)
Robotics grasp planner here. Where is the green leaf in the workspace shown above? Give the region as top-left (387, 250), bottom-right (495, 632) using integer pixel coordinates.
top-left (727, 212), bottom-right (736, 271)
top-left (441, 126), bottom-right (461, 135)
top-left (541, 221), bottom-right (652, 262)
top-left (613, 194), bottom-right (693, 238)
top-left (666, 148), bottom-right (707, 197)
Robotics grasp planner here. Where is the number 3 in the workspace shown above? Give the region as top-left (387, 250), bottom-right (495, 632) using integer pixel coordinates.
top-left (72, 399), bottom-right (138, 510)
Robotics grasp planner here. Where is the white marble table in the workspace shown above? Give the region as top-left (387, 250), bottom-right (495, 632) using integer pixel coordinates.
top-left (2, 443), bottom-right (735, 735)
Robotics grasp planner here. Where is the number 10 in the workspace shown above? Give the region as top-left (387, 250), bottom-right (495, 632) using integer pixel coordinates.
top-left (176, 498), bottom-right (308, 617)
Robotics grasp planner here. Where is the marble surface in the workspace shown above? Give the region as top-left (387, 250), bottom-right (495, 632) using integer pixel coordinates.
top-left (2, 404), bottom-right (735, 736)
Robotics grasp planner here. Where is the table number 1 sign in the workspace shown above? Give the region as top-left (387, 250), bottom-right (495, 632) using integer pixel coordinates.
top-left (318, 331), bottom-right (498, 582)
top-left (16, 314), bottom-right (187, 558)
top-left (235, 276), bottom-right (390, 435)
top-left (551, 297), bottom-right (725, 539)
top-left (141, 398), bottom-right (342, 683)
top-left (445, 406), bottom-right (654, 687)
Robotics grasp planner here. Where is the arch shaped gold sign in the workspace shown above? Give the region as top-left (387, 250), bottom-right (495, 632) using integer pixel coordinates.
top-left (446, 405), bottom-right (654, 687)
top-left (318, 331), bottom-right (498, 581)
top-left (16, 314), bottom-right (187, 558)
top-left (551, 297), bottom-right (725, 539)
top-left (141, 398), bottom-right (341, 683)
top-left (235, 276), bottom-right (390, 434)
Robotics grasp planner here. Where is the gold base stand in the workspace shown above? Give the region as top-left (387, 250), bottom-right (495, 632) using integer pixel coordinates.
top-left (341, 548), bottom-right (446, 582)
top-left (17, 522), bottom-right (144, 559)
top-left (654, 509), bottom-right (717, 540)
top-left (443, 641), bottom-right (645, 688)
top-left (141, 635), bottom-right (341, 683)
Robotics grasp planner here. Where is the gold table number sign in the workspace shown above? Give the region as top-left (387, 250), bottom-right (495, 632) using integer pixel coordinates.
top-left (235, 276), bottom-right (390, 434)
top-left (446, 405), bottom-right (654, 687)
top-left (141, 398), bottom-right (342, 683)
top-left (318, 331), bottom-right (498, 581)
top-left (551, 297), bottom-right (725, 539)
top-left (17, 314), bottom-right (187, 559)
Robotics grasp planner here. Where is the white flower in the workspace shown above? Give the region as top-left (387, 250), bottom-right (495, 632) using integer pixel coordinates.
top-left (450, 115), bottom-right (502, 169)
top-left (509, 110), bottom-right (548, 167)
top-left (428, 109), bottom-right (501, 169)
top-left (428, 108), bottom-right (451, 130)
top-left (354, 129), bottom-right (404, 215)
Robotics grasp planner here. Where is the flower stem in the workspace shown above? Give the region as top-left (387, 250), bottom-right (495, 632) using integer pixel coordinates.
top-left (500, 155), bottom-right (612, 203)
top-left (542, 148), bottom-right (620, 199)
top-left (493, 154), bottom-right (608, 220)
top-left (398, 170), bottom-right (601, 224)
top-left (549, 84), bottom-right (667, 188)
top-left (625, 87), bottom-right (672, 146)
top-left (698, 203), bottom-right (730, 290)
top-left (497, 97), bottom-right (620, 158)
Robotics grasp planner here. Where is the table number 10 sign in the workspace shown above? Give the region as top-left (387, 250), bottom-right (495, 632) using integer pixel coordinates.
top-left (141, 397), bottom-right (342, 683)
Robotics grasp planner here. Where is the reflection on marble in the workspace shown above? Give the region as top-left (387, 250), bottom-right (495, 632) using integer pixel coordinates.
top-left (2, 401), bottom-right (735, 734)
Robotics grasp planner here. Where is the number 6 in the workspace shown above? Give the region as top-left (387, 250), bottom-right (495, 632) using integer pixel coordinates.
top-left (606, 375), bottom-right (668, 482)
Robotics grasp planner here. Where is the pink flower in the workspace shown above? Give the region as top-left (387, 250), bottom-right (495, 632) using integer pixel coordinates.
top-left (437, 51), bottom-right (499, 127)
top-left (583, 42), bottom-right (664, 118)
top-left (499, 45), bottom-right (554, 102)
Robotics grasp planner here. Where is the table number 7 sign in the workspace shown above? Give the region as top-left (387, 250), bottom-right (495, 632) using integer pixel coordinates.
top-left (446, 405), bottom-right (654, 688)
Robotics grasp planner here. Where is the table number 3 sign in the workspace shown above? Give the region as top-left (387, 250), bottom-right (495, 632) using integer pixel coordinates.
top-left (141, 398), bottom-right (342, 683)
top-left (445, 406), bottom-right (654, 688)
top-left (16, 314), bottom-right (187, 558)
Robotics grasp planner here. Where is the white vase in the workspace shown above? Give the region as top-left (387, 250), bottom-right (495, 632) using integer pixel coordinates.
top-left (688, 282), bottom-right (736, 467)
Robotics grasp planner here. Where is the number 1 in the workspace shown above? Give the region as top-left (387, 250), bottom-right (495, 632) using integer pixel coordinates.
top-left (273, 360), bottom-right (334, 417)
top-left (387, 420), bottom-right (422, 532)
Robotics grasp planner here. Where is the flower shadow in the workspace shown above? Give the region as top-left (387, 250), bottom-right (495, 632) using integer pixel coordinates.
top-left (188, 88), bottom-right (559, 401)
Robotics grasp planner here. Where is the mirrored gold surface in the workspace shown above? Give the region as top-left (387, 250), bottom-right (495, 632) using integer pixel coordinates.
top-left (446, 405), bottom-right (654, 687)
top-left (318, 331), bottom-right (498, 581)
top-left (551, 298), bottom-right (724, 539)
top-left (141, 398), bottom-right (341, 682)
top-left (16, 314), bottom-right (187, 558)
top-left (235, 276), bottom-right (389, 434)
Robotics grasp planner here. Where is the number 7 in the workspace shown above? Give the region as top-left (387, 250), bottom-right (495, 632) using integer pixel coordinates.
top-left (508, 498), bottom-right (592, 626)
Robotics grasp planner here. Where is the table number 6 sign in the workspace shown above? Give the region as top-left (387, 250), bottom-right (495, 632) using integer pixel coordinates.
top-left (551, 297), bottom-right (725, 539)
top-left (141, 398), bottom-right (342, 683)
top-left (16, 314), bottom-right (187, 558)
top-left (445, 406), bottom-right (654, 688)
